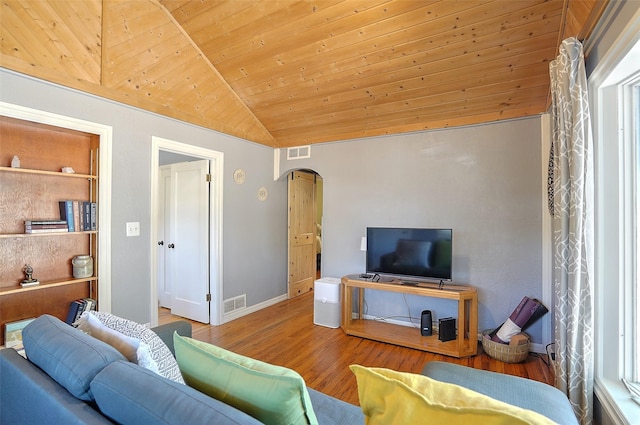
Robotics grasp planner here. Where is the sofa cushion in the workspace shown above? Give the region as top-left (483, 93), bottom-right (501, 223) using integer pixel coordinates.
top-left (174, 333), bottom-right (318, 425)
top-left (91, 360), bottom-right (263, 425)
top-left (88, 311), bottom-right (184, 383)
top-left (22, 314), bottom-right (126, 402)
top-left (350, 365), bottom-right (556, 425)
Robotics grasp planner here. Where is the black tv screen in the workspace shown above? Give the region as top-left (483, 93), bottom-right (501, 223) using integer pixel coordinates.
top-left (366, 227), bottom-right (452, 281)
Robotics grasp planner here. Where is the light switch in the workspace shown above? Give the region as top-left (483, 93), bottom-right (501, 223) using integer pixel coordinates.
top-left (126, 222), bottom-right (140, 237)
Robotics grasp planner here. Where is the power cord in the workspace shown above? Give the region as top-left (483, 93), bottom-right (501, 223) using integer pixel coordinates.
top-left (372, 315), bottom-right (420, 329)
top-left (541, 342), bottom-right (555, 367)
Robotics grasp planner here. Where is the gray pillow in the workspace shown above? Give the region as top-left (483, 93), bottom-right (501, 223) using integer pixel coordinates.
top-left (22, 314), bottom-right (126, 401)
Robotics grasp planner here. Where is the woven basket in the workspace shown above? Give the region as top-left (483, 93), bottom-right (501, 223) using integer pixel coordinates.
top-left (481, 329), bottom-right (530, 363)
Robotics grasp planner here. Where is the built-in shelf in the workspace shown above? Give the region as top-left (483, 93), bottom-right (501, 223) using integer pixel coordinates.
top-left (0, 166), bottom-right (96, 180)
top-left (0, 113), bottom-right (100, 345)
top-left (0, 231), bottom-right (98, 239)
top-left (0, 277), bottom-right (98, 296)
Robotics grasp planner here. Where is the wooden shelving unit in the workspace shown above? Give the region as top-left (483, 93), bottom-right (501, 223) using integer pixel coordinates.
top-left (0, 115), bottom-right (99, 345)
top-left (341, 275), bottom-right (478, 358)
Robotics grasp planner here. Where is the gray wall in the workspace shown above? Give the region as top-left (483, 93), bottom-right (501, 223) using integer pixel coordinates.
top-left (1, 69), bottom-right (547, 343)
top-left (279, 118), bottom-right (546, 343)
top-left (0, 69), bottom-right (289, 324)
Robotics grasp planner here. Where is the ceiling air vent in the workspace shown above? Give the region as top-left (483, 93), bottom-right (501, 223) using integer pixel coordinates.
top-left (287, 145), bottom-right (310, 160)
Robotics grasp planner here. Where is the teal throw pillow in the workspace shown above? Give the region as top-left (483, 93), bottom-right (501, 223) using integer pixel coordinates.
top-left (174, 333), bottom-right (318, 425)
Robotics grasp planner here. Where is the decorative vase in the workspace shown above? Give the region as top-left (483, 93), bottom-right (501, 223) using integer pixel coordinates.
top-left (72, 255), bottom-right (93, 278)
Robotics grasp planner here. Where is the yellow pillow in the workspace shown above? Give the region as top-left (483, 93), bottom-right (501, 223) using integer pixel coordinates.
top-left (349, 365), bottom-right (558, 425)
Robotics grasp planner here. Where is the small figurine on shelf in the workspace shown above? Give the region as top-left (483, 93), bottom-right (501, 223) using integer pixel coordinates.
top-left (11, 155), bottom-right (20, 168)
top-left (21, 264), bottom-right (39, 288)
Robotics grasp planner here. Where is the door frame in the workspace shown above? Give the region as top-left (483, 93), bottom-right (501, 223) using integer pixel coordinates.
top-left (150, 137), bottom-right (224, 327)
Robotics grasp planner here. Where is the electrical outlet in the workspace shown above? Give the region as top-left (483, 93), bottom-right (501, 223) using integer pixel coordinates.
top-left (126, 222), bottom-right (140, 237)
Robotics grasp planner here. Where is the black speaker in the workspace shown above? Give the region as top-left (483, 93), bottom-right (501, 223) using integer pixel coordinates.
top-left (438, 317), bottom-right (456, 342)
top-left (420, 310), bottom-right (432, 336)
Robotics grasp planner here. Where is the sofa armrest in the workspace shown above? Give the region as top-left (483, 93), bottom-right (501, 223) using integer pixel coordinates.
top-left (0, 348), bottom-right (114, 425)
top-left (422, 361), bottom-right (578, 425)
top-left (151, 320), bottom-right (192, 356)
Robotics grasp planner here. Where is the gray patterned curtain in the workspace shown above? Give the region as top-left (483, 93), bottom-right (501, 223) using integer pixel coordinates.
top-left (548, 37), bottom-right (594, 425)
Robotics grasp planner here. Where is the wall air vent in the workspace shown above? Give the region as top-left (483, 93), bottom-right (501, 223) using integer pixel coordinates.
top-left (287, 145), bottom-right (311, 160)
top-left (223, 294), bottom-right (246, 314)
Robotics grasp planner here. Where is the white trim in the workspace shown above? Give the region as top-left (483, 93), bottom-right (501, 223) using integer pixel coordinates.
top-left (273, 148), bottom-right (281, 181)
top-left (595, 379), bottom-right (638, 425)
top-left (150, 137), bottom-right (224, 327)
top-left (589, 6), bottom-right (640, 424)
top-left (0, 101), bottom-right (113, 312)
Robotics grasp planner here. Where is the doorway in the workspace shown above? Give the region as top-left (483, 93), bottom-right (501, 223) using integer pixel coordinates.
top-left (157, 158), bottom-right (210, 323)
top-left (150, 137), bottom-right (224, 327)
top-left (287, 170), bottom-right (323, 298)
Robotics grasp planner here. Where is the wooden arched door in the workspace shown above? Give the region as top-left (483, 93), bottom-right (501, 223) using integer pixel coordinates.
top-left (287, 170), bottom-right (317, 298)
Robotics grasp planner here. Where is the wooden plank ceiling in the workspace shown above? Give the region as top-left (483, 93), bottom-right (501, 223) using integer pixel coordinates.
top-left (0, 0), bottom-right (607, 148)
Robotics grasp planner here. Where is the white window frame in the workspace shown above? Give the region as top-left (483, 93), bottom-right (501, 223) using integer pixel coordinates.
top-left (590, 11), bottom-right (640, 423)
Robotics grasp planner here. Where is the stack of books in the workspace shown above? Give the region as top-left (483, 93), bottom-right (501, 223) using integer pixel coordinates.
top-left (24, 220), bottom-right (68, 234)
top-left (65, 298), bottom-right (96, 325)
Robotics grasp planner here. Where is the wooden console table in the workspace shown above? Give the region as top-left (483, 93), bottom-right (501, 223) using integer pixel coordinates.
top-left (341, 275), bottom-right (478, 357)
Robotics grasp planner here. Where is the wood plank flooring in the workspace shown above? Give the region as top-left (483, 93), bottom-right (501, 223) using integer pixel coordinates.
top-left (159, 291), bottom-right (554, 406)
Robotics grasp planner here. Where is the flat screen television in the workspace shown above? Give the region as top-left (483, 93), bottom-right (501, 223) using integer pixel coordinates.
top-left (366, 227), bottom-right (452, 282)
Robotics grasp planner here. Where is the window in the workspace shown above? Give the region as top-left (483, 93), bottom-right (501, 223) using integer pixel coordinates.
top-left (591, 27), bottom-right (640, 424)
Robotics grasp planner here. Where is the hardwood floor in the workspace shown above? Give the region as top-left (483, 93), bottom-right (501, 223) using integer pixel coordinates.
top-left (159, 291), bottom-right (554, 406)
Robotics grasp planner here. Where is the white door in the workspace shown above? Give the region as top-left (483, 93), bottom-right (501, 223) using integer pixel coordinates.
top-left (166, 160), bottom-right (210, 323)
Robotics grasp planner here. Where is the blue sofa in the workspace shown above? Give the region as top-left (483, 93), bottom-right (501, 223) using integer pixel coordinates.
top-left (0, 315), bottom-right (362, 425)
top-left (0, 314), bottom-right (578, 425)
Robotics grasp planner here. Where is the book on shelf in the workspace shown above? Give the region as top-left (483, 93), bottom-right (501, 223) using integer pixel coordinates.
top-left (65, 297), bottom-right (96, 325)
top-left (72, 201), bottom-right (80, 232)
top-left (4, 318), bottom-right (35, 357)
top-left (25, 227), bottom-right (69, 234)
top-left (90, 202), bottom-right (97, 230)
top-left (24, 220), bottom-right (67, 226)
top-left (59, 201), bottom-right (75, 232)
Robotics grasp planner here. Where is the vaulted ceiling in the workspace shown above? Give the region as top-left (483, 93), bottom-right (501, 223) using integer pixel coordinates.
top-left (0, 1), bottom-right (607, 148)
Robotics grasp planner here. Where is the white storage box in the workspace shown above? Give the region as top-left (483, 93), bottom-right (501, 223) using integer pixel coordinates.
top-left (314, 277), bottom-right (341, 328)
